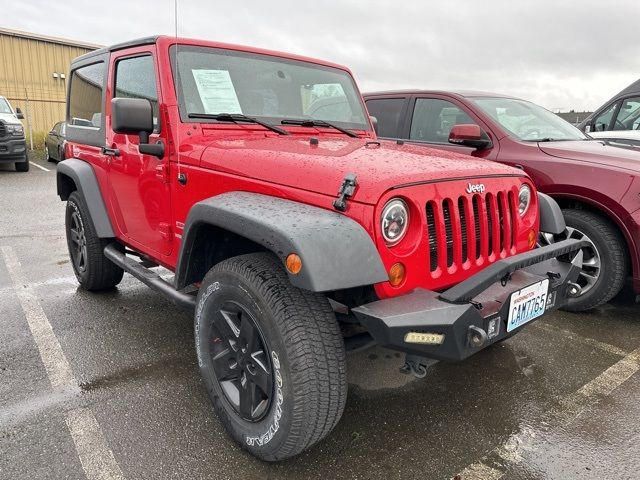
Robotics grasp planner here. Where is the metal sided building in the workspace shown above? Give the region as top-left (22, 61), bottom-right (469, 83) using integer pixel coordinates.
top-left (0, 28), bottom-right (100, 147)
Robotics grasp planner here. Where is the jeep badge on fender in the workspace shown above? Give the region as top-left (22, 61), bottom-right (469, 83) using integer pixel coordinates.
top-left (56, 35), bottom-right (586, 461)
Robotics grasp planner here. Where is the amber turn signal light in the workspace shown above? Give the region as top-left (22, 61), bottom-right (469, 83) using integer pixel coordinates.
top-left (286, 254), bottom-right (302, 274)
top-left (388, 262), bottom-right (406, 287)
top-left (527, 229), bottom-right (536, 249)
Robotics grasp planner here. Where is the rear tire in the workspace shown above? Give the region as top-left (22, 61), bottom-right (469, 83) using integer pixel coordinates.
top-left (65, 191), bottom-right (124, 291)
top-left (195, 253), bottom-right (347, 461)
top-left (540, 209), bottom-right (628, 311)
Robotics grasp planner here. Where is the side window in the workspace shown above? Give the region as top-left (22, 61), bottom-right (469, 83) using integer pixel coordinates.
top-left (365, 98), bottom-right (405, 138)
top-left (53, 122), bottom-right (61, 134)
top-left (68, 62), bottom-right (105, 128)
top-left (410, 98), bottom-right (476, 143)
top-left (592, 102), bottom-right (619, 132)
top-left (114, 55), bottom-right (160, 131)
top-left (613, 96), bottom-right (640, 130)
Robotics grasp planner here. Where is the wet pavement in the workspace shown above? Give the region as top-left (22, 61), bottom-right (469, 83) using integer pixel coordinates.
top-left (1, 153), bottom-right (639, 480)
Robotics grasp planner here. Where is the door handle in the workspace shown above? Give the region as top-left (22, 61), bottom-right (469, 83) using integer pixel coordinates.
top-left (101, 146), bottom-right (121, 157)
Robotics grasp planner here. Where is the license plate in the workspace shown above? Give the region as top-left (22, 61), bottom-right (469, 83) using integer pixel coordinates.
top-left (507, 279), bottom-right (550, 332)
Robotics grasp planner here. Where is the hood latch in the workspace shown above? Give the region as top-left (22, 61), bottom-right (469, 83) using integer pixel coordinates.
top-left (333, 173), bottom-right (357, 212)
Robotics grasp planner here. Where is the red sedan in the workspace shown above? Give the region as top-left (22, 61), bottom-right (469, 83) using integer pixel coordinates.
top-left (364, 90), bottom-right (640, 311)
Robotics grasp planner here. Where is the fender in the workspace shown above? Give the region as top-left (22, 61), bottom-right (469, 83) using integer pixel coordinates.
top-left (538, 192), bottom-right (565, 235)
top-left (175, 192), bottom-right (388, 292)
top-left (56, 159), bottom-right (115, 238)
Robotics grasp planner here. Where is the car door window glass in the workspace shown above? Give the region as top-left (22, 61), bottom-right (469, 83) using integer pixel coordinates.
top-left (365, 98), bottom-right (404, 138)
top-left (69, 62), bottom-right (104, 128)
top-left (613, 97), bottom-right (640, 130)
top-left (592, 102), bottom-right (619, 131)
top-left (114, 55), bottom-right (160, 131)
top-left (410, 98), bottom-right (476, 143)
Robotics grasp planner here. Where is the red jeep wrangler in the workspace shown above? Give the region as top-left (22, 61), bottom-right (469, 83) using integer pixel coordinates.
top-left (57, 36), bottom-right (585, 460)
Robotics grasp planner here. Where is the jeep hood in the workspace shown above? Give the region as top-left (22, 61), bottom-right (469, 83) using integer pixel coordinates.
top-left (199, 136), bottom-right (521, 204)
top-left (0, 113), bottom-right (21, 125)
top-left (538, 140), bottom-right (640, 173)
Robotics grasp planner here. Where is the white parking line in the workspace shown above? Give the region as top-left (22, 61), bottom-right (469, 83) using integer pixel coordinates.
top-left (1, 246), bottom-right (125, 480)
top-left (29, 161), bottom-right (50, 172)
top-left (452, 346), bottom-right (640, 479)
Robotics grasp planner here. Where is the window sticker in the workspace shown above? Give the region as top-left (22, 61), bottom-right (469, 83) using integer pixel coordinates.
top-left (192, 69), bottom-right (242, 114)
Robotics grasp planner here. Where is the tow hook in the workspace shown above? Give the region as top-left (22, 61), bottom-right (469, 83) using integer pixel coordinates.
top-left (567, 282), bottom-right (582, 298)
top-left (467, 326), bottom-right (488, 348)
top-left (400, 354), bottom-right (437, 378)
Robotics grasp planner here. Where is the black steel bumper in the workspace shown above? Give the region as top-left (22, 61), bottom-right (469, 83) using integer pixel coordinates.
top-left (353, 239), bottom-right (587, 362)
top-left (0, 137), bottom-right (27, 162)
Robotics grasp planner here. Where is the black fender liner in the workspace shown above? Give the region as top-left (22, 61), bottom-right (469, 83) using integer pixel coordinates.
top-left (175, 192), bottom-right (388, 292)
top-left (56, 159), bottom-right (115, 238)
top-left (538, 192), bottom-right (566, 235)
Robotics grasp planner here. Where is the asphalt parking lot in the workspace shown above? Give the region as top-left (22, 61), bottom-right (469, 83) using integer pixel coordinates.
top-left (1, 153), bottom-right (639, 480)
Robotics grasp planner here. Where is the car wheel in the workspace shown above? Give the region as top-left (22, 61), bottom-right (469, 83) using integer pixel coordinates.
top-left (65, 191), bottom-right (124, 291)
top-left (195, 253), bottom-right (347, 461)
top-left (538, 209), bottom-right (628, 311)
top-left (45, 145), bottom-right (53, 162)
top-left (15, 157), bottom-right (29, 172)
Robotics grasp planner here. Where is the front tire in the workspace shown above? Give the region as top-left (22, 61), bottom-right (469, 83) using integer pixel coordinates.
top-left (195, 253), bottom-right (347, 461)
top-left (539, 209), bottom-right (628, 311)
top-left (65, 191), bottom-right (124, 291)
top-left (15, 157), bottom-right (29, 172)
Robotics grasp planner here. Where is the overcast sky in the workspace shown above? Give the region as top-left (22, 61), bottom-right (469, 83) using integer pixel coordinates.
top-left (4, 0), bottom-right (639, 111)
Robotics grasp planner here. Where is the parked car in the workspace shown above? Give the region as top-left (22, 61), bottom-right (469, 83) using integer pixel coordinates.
top-left (57, 37), bottom-right (584, 461)
top-left (0, 95), bottom-right (29, 172)
top-left (578, 79), bottom-right (640, 147)
top-left (364, 90), bottom-right (640, 311)
top-left (45, 121), bottom-right (67, 162)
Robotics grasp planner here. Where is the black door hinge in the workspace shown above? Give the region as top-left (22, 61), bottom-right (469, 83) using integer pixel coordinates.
top-left (333, 173), bottom-right (357, 212)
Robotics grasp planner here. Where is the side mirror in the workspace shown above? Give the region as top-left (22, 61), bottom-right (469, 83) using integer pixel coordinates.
top-left (369, 115), bottom-right (378, 134)
top-left (111, 98), bottom-right (163, 158)
top-left (15, 107), bottom-right (24, 120)
top-left (448, 124), bottom-right (491, 150)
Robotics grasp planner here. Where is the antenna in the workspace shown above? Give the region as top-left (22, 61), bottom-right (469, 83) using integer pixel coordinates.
top-left (174, 0), bottom-right (185, 184)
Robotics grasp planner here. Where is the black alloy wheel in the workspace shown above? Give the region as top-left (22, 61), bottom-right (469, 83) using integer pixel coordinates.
top-left (69, 209), bottom-right (88, 273)
top-left (209, 301), bottom-right (273, 422)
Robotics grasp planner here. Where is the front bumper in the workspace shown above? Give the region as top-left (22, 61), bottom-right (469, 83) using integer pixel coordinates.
top-left (353, 239), bottom-right (587, 362)
top-left (0, 137), bottom-right (27, 162)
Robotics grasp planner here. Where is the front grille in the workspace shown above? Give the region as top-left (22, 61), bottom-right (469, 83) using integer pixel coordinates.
top-left (426, 190), bottom-right (517, 272)
top-left (0, 122), bottom-right (6, 138)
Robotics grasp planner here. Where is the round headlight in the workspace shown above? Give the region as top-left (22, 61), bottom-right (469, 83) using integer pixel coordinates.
top-left (381, 199), bottom-right (409, 245)
top-left (518, 184), bottom-right (532, 216)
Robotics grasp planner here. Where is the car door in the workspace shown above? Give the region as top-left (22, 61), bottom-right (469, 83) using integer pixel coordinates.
top-left (105, 47), bottom-right (173, 256)
top-left (402, 96), bottom-right (499, 160)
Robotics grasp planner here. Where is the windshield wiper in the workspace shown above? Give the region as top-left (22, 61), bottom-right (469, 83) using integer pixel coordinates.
top-left (524, 137), bottom-right (568, 143)
top-left (281, 118), bottom-right (359, 138)
top-left (188, 113), bottom-right (289, 135)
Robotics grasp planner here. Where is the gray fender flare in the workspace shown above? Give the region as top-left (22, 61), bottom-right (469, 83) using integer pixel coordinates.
top-left (538, 192), bottom-right (566, 235)
top-left (56, 159), bottom-right (115, 237)
top-left (175, 192), bottom-right (388, 292)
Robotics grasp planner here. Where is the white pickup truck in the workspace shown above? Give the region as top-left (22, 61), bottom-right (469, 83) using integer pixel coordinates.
top-left (0, 95), bottom-right (29, 172)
